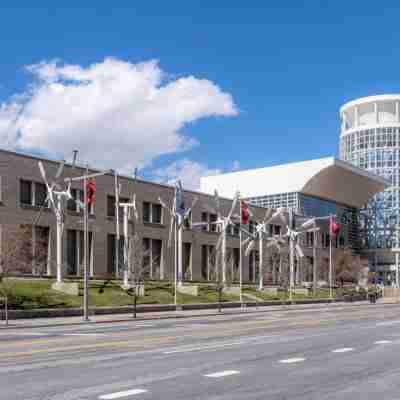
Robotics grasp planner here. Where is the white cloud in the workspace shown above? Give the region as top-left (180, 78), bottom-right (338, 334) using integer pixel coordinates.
top-left (0, 58), bottom-right (238, 172)
top-left (152, 158), bottom-right (221, 190)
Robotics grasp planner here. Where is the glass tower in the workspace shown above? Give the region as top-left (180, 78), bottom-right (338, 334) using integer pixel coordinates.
top-left (340, 95), bottom-right (400, 274)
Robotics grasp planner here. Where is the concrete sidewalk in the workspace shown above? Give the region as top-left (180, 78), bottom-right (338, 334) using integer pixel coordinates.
top-left (0, 301), bottom-right (374, 330)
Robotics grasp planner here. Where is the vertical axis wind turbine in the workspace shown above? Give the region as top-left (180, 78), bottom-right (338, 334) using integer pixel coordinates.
top-left (279, 209), bottom-right (319, 301)
top-left (242, 208), bottom-right (287, 290)
top-left (37, 160), bottom-right (71, 283)
top-left (159, 181), bottom-right (197, 288)
top-left (119, 168), bottom-right (139, 287)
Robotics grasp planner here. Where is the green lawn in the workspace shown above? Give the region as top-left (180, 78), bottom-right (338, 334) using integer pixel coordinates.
top-left (0, 278), bottom-right (344, 310)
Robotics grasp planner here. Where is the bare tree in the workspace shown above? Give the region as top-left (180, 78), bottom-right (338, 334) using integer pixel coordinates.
top-left (335, 247), bottom-right (363, 285)
top-left (0, 224), bottom-right (48, 311)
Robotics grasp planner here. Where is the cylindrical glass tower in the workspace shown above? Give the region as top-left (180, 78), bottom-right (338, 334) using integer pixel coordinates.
top-left (340, 95), bottom-right (400, 279)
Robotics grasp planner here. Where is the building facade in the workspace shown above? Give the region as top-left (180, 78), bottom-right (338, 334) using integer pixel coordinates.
top-left (0, 149), bottom-right (294, 284)
top-left (340, 95), bottom-right (400, 282)
top-left (201, 157), bottom-right (388, 252)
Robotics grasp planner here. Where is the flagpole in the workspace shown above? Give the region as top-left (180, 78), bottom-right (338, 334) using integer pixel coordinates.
top-left (239, 197), bottom-right (243, 307)
top-left (329, 215), bottom-right (333, 300)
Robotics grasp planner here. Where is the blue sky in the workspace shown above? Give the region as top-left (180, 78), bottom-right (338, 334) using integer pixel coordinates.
top-left (0, 2), bottom-right (399, 188)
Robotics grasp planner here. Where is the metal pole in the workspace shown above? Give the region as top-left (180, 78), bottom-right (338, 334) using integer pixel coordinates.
top-left (313, 226), bottom-right (317, 296)
top-left (174, 220), bottom-right (178, 307)
top-left (56, 199), bottom-right (63, 283)
top-left (83, 169), bottom-right (89, 321)
top-left (114, 172), bottom-right (120, 278)
top-left (5, 296), bottom-right (8, 326)
top-left (222, 225), bottom-right (226, 284)
top-left (239, 204), bottom-right (243, 305)
top-left (123, 206), bottom-right (129, 287)
top-left (177, 214), bottom-right (183, 286)
top-left (289, 237), bottom-right (294, 302)
top-left (259, 231), bottom-right (263, 290)
top-left (396, 252), bottom-right (399, 288)
top-left (329, 226), bottom-right (333, 300)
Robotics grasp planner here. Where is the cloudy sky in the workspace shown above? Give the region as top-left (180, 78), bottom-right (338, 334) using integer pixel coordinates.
top-left (1, 3), bottom-right (400, 188)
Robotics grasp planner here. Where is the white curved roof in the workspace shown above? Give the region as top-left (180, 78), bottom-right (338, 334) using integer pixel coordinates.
top-left (340, 94), bottom-right (400, 113)
top-left (200, 157), bottom-right (389, 208)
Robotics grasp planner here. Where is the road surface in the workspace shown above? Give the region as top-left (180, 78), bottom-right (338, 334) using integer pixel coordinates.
top-left (1, 303), bottom-right (400, 399)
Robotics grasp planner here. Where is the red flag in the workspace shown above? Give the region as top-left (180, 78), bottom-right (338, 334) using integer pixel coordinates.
top-left (330, 216), bottom-right (340, 236)
top-left (240, 200), bottom-right (250, 225)
top-left (86, 179), bottom-right (96, 205)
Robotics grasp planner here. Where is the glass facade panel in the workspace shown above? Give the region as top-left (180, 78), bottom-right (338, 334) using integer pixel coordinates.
top-left (340, 125), bottom-right (400, 249)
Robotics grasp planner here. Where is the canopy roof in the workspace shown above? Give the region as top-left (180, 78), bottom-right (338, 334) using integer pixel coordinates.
top-left (200, 157), bottom-right (389, 208)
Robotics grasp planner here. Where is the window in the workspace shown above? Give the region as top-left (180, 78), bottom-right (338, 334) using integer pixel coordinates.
top-left (35, 182), bottom-right (47, 207)
top-left (33, 226), bottom-right (49, 275)
top-left (142, 238), bottom-right (163, 279)
top-left (201, 244), bottom-right (215, 280)
top-left (107, 233), bottom-right (124, 275)
top-left (143, 202), bottom-right (162, 224)
top-left (20, 180), bottom-right (51, 208)
top-left (67, 189), bottom-right (84, 212)
top-left (107, 195), bottom-right (128, 218)
top-left (67, 229), bottom-right (93, 276)
top-left (249, 250), bottom-right (259, 282)
top-left (20, 180), bottom-right (32, 205)
top-left (183, 242), bottom-right (192, 280)
top-left (143, 202), bottom-right (151, 223)
top-left (152, 203), bottom-right (162, 224)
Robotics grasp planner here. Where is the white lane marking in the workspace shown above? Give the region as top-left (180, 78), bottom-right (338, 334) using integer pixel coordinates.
top-left (99, 389), bottom-right (148, 399)
top-left (204, 370), bottom-right (240, 378)
top-left (163, 341), bottom-right (243, 354)
top-left (0, 332), bottom-right (47, 336)
top-left (376, 320), bottom-right (400, 326)
top-left (62, 333), bottom-right (105, 337)
top-left (374, 340), bottom-right (392, 345)
top-left (332, 347), bottom-right (354, 353)
top-left (279, 357), bottom-right (306, 364)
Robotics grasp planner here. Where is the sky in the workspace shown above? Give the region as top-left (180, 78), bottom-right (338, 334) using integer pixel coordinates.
top-left (0, 2), bottom-right (400, 189)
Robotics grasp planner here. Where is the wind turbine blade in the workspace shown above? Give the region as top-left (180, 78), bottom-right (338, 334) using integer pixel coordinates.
top-left (132, 194), bottom-right (139, 220)
top-left (245, 241), bottom-right (255, 256)
top-left (301, 218), bottom-right (315, 229)
top-left (38, 162), bottom-right (49, 186)
top-left (33, 198), bottom-right (49, 226)
top-left (295, 244), bottom-right (304, 258)
top-left (54, 160), bottom-right (65, 179)
top-left (168, 218), bottom-right (175, 248)
top-left (241, 236), bottom-right (252, 247)
top-left (215, 234), bottom-right (224, 251)
top-left (263, 208), bottom-right (274, 224)
top-left (227, 192), bottom-right (239, 220)
top-left (158, 196), bottom-right (169, 210)
top-left (277, 210), bottom-right (288, 227)
top-left (214, 190), bottom-right (221, 219)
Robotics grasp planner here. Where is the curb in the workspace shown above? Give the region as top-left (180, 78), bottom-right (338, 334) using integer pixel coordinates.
top-left (0, 300), bottom-right (377, 330)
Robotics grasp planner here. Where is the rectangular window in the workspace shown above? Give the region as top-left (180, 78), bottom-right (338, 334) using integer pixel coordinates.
top-left (152, 203), bottom-right (162, 224)
top-left (209, 214), bottom-right (217, 232)
top-left (20, 180), bottom-right (32, 205)
top-left (34, 182), bottom-right (47, 207)
top-left (183, 242), bottom-right (192, 280)
top-left (33, 226), bottom-right (49, 275)
top-left (108, 195), bottom-right (116, 217)
top-left (142, 238), bottom-right (163, 279)
top-left (67, 230), bottom-right (77, 275)
top-left (143, 202), bottom-right (162, 224)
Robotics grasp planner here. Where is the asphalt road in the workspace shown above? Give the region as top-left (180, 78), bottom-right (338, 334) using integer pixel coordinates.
top-left (1, 303), bottom-right (400, 399)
